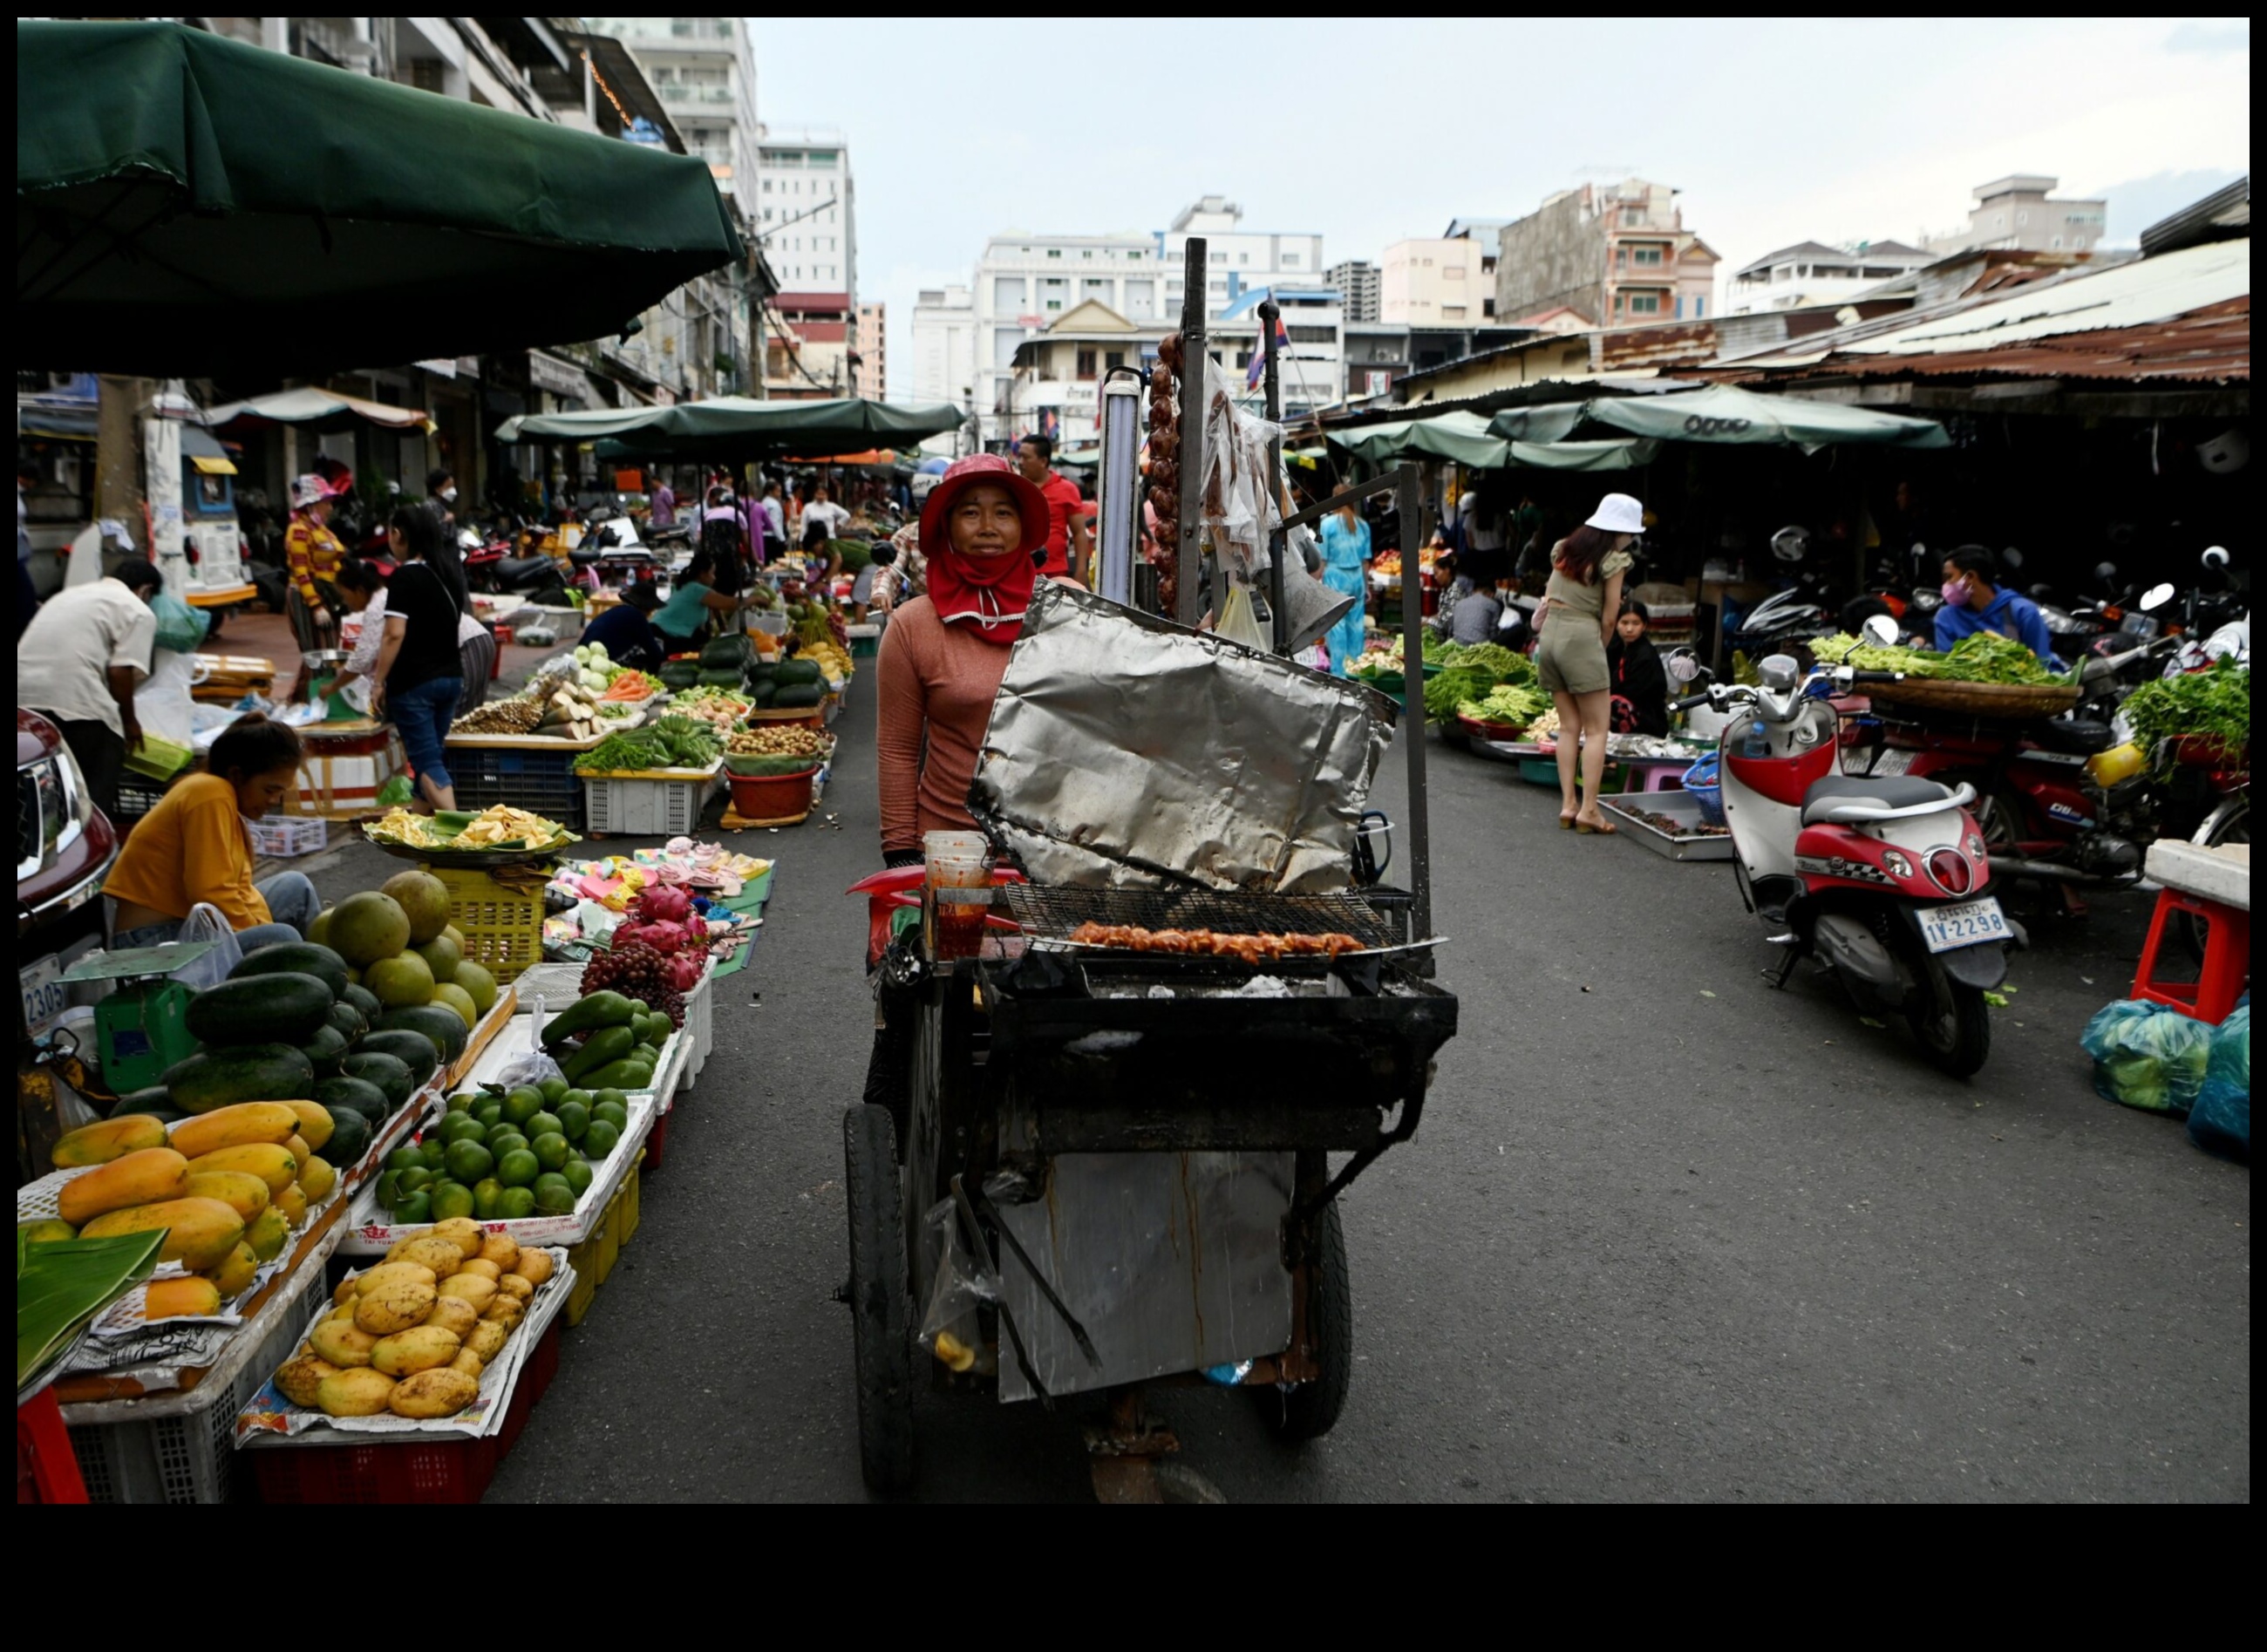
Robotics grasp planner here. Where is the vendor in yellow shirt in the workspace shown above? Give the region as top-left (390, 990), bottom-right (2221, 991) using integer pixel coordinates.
top-left (104, 715), bottom-right (325, 951)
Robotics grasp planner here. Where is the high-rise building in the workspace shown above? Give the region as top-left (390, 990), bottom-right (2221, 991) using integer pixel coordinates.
top-left (1380, 235), bottom-right (1494, 325)
top-left (909, 285), bottom-right (977, 453)
top-left (585, 17), bottom-right (759, 221)
top-left (1494, 179), bottom-right (1719, 327)
top-left (855, 302), bottom-right (887, 398)
top-left (970, 230), bottom-right (1159, 446)
top-left (1156, 195), bottom-right (1325, 323)
top-left (1326, 260), bottom-right (1379, 323)
top-left (754, 128), bottom-right (856, 399)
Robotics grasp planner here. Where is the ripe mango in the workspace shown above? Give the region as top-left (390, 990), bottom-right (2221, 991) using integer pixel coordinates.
top-left (448, 1349), bottom-right (485, 1378)
top-left (51, 1114), bottom-right (168, 1168)
top-left (506, 1247), bottom-right (555, 1288)
top-left (388, 1235), bottom-right (462, 1278)
top-left (387, 1366), bottom-right (479, 1418)
top-left (276, 1353), bottom-right (338, 1409)
top-left (204, 1241), bottom-right (260, 1300)
top-left (57, 1147), bottom-right (190, 1226)
top-left (465, 1321), bottom-right (509, 1362)
top-left (355, 1279), bottom-right (437, 1336)
top-left (317, 1367), bottom-right (396, 1417)
top-left (144, 1277), bottom-right (222, 1320)
top-left (430, 1216), bottom-right (484, 1260)
top-left (436, 1273), bottom-right (495, 1312)
top-left (80, 1197), bottom-right (243, 1270)
top-left (371, 1325), bottom-right (460, 1377)
top-left (309, 1317), bottom-right (378, 1368)
top-left (353, 1261), bottom-right (437, 1298)
top-left (424, 1296), bottom-right (480, 1339)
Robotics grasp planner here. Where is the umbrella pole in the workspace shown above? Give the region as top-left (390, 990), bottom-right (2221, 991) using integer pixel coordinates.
top-left (1262, 298), bottom-right (1287, 656)
top-left (1174, 237), bottom-right (1206, 628)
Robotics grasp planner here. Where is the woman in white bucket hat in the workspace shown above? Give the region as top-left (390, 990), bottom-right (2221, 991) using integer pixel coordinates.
top-left (1533, 492), bottom-right (1643, 833)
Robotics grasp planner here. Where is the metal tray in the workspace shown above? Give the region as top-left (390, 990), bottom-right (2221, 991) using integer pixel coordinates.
top-left (1602, 791), bottom-right (1737, 862)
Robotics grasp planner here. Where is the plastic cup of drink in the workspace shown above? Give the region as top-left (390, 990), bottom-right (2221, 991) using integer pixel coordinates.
top-left (923, 832), bottom-right (991, 959)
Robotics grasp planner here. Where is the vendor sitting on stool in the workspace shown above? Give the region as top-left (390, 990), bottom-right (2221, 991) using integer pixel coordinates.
top-left (102, 714), bottom-right (323, 951)
top-left (579, 580), bottom-right (669, 670)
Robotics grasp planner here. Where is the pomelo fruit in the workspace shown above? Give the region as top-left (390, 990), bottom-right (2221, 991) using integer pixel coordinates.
top-left (308, 908), bottom-right (336, 948)
top-left (431, 982), bottom-right (479, 1030)
top-left (330, 891), bottom-right (411, 966)
top-left (414, 932), bottom-right (462, 983)
top-left (365, 951), bottom-right (435, 1009)
top-left (380, 870), bottom-right (453, 945)
top-left (452, 960), bottom-right (498, 1015)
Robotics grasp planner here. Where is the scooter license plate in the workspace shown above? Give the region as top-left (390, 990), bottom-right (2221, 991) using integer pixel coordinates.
top-left (1920, 897), bottom-right (2007, 954)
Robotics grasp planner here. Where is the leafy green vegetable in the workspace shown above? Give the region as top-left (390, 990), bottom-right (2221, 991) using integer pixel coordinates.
top-left (1458, 683), bottom-right (1552, 727)
top-left (18, 1227), bottom-right (167, 1389)
top-left (573, 714), bottom-right (722, 774)
top-left (1807, 629), bottom-right (2057, 685)
top-left (2121, 659), bottom-right (2250, 762)
top-left (1424, 665), bottom-right (1496, 720)
top-left (1434, 641), bottom-right (1535, 683)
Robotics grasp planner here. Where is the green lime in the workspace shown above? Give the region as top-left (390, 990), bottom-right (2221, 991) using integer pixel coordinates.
top-left (430, 1180), bottom-right (474, 1221)
top-left (439, 1112), bottom-right (485, 1143)
top-left (593, 1088), bottom-right (628, 1112)
top-left (377, 1168), bottom-right (402, 1207)
top-left (531, 1132), bottom-right (571, 1172)
top-left (496, 1147), bottom-right (540, 1188)
top-left (533, 1174), bottom-right (575, 1215)
top-left (386, 1146), bottom-right (425, 1173)
top-left (445, 1139), bottom-right (495, 1184)
top-left (397, 1165), bottom-right (434, 1195)
top-left (499, 1186), bottom-right (536, 1220)
top-left (446, 1091), bottom-right (476, 1112)
top-left (592, 1101), bottom-right (629, 1132)
top-left (561, 1089), bottom-right (592, 1111)
top-left (488, 1130), bottom-right (529, 1161)
top-left (528, 1110), bottom-right (562, 1140)
top-left (582, 1118), bottom-right (621, 1159)
top-left (503, 1088), bottom-right (543, 1125)
top-left (555, 1100), bottom-right (590, 1143)
top-left (475, 1100), bottom-right (504, 1129)
top-left (561, 1157), bottom-right (594, 1196)
top-left (391, 1189), bottom-right (432, 1226)
top-left (472, 1178), bottom-right (504, 1220)
top-left (418, 1136), bottom-right (448, 1170)
top-left (538, 1075), bottom-right (568, 1104)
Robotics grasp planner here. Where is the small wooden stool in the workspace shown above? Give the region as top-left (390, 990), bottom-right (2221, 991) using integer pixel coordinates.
top-left (2130, 840), bottom-right (2250, 1025)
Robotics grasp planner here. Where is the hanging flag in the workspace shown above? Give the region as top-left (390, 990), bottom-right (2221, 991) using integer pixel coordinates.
top-left (1246, 300), bottom-right (1291, 391)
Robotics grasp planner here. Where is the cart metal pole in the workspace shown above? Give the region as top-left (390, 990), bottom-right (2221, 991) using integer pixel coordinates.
top-left (1174, 237), bottom-right (1207, 628)
top-left (1396, 462), bottom-right (1432, 942)
top-left (1260, 297), bottom-right (1287, 655)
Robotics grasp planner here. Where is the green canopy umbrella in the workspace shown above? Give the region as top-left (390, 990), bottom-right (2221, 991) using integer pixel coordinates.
top-left (1504, 437), bottom-right (1659, 471)
top-left (1490, 384), bottom-right (1949, 452)
top-left (1329, 410), bottom-right (1658, 471)
top-left (17, 20), bottom-right (742, 377)
top-left (498, 395), bottom-right (967, 459)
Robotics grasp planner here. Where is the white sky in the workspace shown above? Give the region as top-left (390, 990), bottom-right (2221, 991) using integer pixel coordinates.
top-left (744, 16), bottom-right (2250, 398)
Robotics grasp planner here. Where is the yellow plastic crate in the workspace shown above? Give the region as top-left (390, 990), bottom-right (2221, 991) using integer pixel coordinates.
top-left (617, 1153), bottom-right (643, 1247)
top-left (431, 863), bottom-right (548, 983)
top-left (562, 1172), bottom-right (634, 1327)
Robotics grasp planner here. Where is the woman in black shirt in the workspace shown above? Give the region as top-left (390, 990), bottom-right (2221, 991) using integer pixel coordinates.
top-left (1607, 598), bottom-right (1670, 737)
top-left (371, 503), bottom-right (466, 811)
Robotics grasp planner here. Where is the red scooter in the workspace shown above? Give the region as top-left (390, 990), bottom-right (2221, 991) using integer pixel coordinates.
top-left (1672, 634), bottom-right (2013, 1078)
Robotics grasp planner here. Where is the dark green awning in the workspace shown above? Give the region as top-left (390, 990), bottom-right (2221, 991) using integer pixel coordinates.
top-left (1489, 384), bottom-right (1949, 452)
top-left (497, 395), bottom-right (967, 458)
top-left (17, 20), bottom-right (742, 377)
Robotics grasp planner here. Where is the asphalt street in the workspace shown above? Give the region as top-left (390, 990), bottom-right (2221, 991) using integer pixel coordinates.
top-left (303, 697), bottom-right (2250, 1503)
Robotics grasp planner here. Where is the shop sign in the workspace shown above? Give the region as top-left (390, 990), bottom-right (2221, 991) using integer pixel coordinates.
top-left (528, 351), bottom-right (591, 396)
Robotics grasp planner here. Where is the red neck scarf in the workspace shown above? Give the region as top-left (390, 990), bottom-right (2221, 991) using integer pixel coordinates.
top-left (927, 547), bottom-right (1037, 646)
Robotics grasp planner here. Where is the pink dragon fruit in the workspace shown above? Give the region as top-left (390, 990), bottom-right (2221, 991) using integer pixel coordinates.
top-left (664, 950), bottom-right (705, 991)
top-left (633, 884), bottom-right (693, 925)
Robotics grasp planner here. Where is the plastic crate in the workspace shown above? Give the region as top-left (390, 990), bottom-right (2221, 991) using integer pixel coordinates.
top-left (19, 1389), bottom-right (88, 1504)
top-left (248, 1321), bottom-right (560, 1505)
top-left (562, 1175), bottom-right (631, 1328)
top-left (641, 1109), bottom-right (671, 1173)
top-left (521, 604), bottom-right (582, 642)
top-left (618, 1152), bottom-right (643, 1246)
top-left (65, 1251), bottom-right (328, 1505)
top-left (580, 768), bottom-right (716, 839)
top-left (432, 865), bottom-right (548, 983)
top-left (446, 744), bottom-right (587, 829)
top-left (248, 814), bottom-right (330, 858)
top-left (679, 965), bottom-right (714, 1090)
top-left (112, 774), bottom-right (171, 823)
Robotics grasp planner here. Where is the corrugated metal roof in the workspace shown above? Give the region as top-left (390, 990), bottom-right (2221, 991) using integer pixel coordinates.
top-left (1712, 296), bottom-right (2248, 386)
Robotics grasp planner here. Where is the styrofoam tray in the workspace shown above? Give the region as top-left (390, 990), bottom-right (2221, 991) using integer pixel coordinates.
top-left (1601, 791), bottom-right (1738, 862)
top-left (337, 1092), bottom-right (653, 1254)
top-left (463, 1010), bottom-right (689, 1112)
top-left (234, 1247), bottom-right (573, 1445)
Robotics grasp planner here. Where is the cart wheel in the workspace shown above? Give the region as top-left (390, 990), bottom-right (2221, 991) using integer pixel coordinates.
top-left (1154, 1461), bottom-right (1229, 1504)
top-left (1270, 1199), bottom-right (1351, 1443)
top-left (842, 1104), bottom-right (914, 1492)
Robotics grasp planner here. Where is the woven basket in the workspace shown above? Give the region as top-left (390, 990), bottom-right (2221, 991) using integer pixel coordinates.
top-left (1865, 677), bottom-right (2079, 719)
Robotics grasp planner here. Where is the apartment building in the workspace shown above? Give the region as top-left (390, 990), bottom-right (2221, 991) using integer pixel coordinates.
top-left (909, 286), bottom-right (977, 452)
top-left (1494, 178), bottom-right (1719, 327)
top-left (1326, 259), bottom-right (1379, 323)
top-left (1728, 240), bottom-right (1934, 315)
top-left (854, 303), bottom-right (886, 399)
top-left (586, 17), bottom-right (759, 216)
top-left (966, 229), bottom-right (1160, 444)
top-left (1929, 175), bottom-right (2108, 255)
top-left (1157, 195), bottom-right (1326, 323)
top-left (1380, 235), bottom-right (1494, 325)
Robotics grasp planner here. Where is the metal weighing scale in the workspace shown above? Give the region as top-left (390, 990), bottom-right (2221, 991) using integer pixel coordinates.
top-left (303, 648), bottom-right (360, 722)
top-left (55, 943), bottom-right (215, 1093)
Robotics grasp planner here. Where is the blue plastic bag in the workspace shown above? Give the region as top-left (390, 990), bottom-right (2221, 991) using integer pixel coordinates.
top-left (2080, 999), bottom-right (2214, 1116)
top-left (2188, 1006), bottom-right (2250, 1159)
top-left (151, 589), bottom-right (210, 655)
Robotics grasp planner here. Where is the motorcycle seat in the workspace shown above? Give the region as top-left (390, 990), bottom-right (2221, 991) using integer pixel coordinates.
top-left (495, 554), bottom-right (555, 582)
top-left (1801, 774), bottom-right (1956, 826)
top-left (2033, 717), bottom-right (2117, 755)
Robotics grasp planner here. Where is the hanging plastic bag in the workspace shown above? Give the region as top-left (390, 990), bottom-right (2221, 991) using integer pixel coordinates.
top-left (150, 590), bottom-right (210, 656)
top-left (171, 902), bottom-right (245, 990)
top-left (375, 774), bottom-right (413, 807)
top-left (2187, 1005), bottom-right (2250, 1159)
top-left (2080, 998), bottom-right (2214, 1115)
top-left (133, 649), bottom-right (201, 747)
top-left (916, 1196), bottom-right (999, 1375)
top-left (1214, 582), bottom-right (1269, 651)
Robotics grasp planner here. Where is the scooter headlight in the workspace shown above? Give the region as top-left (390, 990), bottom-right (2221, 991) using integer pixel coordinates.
top-left (1880, 849), bottom-right (1913, 880)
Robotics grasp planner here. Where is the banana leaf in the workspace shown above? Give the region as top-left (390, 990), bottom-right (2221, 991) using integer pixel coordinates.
top-left (18, 1227), bottom-right (167, 1397)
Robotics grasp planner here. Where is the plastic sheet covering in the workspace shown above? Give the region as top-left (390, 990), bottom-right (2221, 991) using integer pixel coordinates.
top-left (969, 581), bottom-right (1395, 892)
top-left (2080, 998), bottom-right (2214, 1115)
top-left (2189, 1005), bottom-right (2250, 1159)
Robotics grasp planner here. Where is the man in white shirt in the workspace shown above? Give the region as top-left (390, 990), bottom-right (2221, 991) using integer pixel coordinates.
top-left (19, 558), bottom-right (163, 814)
top-left (800, 483), bottom-right (852, 554)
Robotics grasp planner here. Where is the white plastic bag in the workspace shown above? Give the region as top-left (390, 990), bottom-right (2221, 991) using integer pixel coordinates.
top-left (1214, 582), bottom-right (1269, 651)
top-left (173, 903), bottom-right (244, 990)
top-left (133, 650), bottom-right (201, 747)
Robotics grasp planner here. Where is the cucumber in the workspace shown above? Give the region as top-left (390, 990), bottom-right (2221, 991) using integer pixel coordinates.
top-left (356, 1030), bottom-right (439, 1086)
top-left (303, 1023), bottom-right (351, 1077)
top-left (323, 1106), bottom-right (373, 1167)
top-left (373, 1005), bottom-right (469, 1064)
top-left (184, 972), bottom-right (334, 1046)
top-left (341, 983), bottom-right (383, 1021)
top-left (336, 1051), bottom-right (414, 1107)
top-left (228, 941), bottom-right (350, 1001)
top-left (313, 1075), bottom-right (390, 1125)
top-left (164, 1044), bottom-right (317, 1114)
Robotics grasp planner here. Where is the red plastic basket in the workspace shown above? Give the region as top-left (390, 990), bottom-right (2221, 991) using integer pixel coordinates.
top-left (641, 1108), bottom-right (671, 1173)
top-left (18, 1390), bottom-right (88, 1505)
top-left (249, 1322), bottom-right (561, 1504)
top-left (726, 765), bottom-right (818, 822)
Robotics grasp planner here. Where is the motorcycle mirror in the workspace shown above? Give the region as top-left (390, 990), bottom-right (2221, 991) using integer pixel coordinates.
top-left (2001, 547), bottom-right (2025, 571)
top-left (1665, 649), bottom-right (1703, 684)
top-left (1861, 614), bottom-right (1900, 649)
top-left (2140, 582), bottom-right (2175, 612)
top-left (2093, 561), bottom-right (2119, 584)
top-left (2202, 545), bottom-right (2230, 570)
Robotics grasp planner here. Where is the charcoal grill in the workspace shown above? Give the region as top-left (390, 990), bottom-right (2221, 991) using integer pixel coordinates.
top-left (1001, 882), bottom-right (1426, 953)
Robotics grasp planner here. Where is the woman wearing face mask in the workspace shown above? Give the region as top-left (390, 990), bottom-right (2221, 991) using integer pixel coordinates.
top-left (103, 714), bottom-right (323, 949)
top-left (426, 466), bottom-right (460, 527)
top-left (283, 472), bottom-right (348, 649)
top-left (875, 453), bottom-right (1052, 868)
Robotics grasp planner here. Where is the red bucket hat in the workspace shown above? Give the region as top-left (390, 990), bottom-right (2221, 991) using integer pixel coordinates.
top-left (916, 453), bottom-right (1049, 560)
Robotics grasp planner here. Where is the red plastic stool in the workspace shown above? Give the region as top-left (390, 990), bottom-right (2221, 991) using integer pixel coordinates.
top-left (2130, 888), bottom-right (2250, 1025)
top-left (17, 1389), bottom-right (88, 1504)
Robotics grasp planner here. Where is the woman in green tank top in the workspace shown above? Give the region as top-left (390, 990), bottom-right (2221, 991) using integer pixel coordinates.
top-left (1533, 493), bottom-right (1642, 832)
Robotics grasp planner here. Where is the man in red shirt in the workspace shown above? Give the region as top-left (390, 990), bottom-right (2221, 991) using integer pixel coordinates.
top-left (1017, 434), bottom-right (1091, 581)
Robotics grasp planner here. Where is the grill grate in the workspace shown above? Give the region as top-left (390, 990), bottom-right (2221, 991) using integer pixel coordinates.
top-left (1002, 885), bottom-right (1415, 951)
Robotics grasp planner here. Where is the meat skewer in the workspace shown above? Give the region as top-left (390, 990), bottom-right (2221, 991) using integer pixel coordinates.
top-left (1065, 922), bottom-right (1365, 960)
